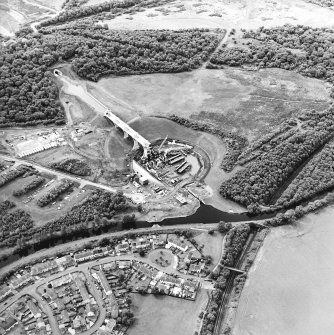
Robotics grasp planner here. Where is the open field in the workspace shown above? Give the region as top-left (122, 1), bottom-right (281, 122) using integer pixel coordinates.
top-left (148, 249), bottom-right (176, 269)
top-left (193, 231), bottom-right (223, 269)
top-left (0, 0), bottom-right (63, 36)
top-left (233, 206), bottom-right (334, 335)
top-left (98, 68), bottom-right (330, 140)
top-left (28, 145), bottom-right (90, 170)
top-left (129, 289), bottom-right (209, 335)
top-left (104, 0), bottom-right (334, 31)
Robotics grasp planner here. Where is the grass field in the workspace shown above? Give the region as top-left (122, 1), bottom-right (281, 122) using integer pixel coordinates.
top-left (148, 249), bottom-right (176, 269)
top-left (233, 206), bottom-right (334, 335)
top-left (129, 289), bottom-right (208, 335)
top-left (193, 231), bottom-right (223, 269)
top-left (0, 0), bottom-right (63, 36)
top-left (98, 68), bottom-right (330, 140)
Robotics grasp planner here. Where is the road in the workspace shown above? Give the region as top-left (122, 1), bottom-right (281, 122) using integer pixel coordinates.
top-left (0, 223), bottom-right (216, 279)
top-left (0, 153), bottom-right (121, 194)
top-left (0, 152), bottom-right (200, 206)
top-left (201, 28), bottom-right (231, 69)
top-left (1, 250), bottom-right (215, 335)
top-left (81, 268), bottom-right (107, 335)
top-left (32, 291), bottom-right (62, 335)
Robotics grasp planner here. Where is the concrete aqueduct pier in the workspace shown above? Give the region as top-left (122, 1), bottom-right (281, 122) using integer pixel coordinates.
top-left (104, 111), bottom-right (151, 157)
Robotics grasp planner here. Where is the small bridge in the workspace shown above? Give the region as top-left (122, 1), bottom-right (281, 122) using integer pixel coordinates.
top-left (223, 266), bottom-right (245, 275)
top-left (105, 111), bottom-right (151, 156)
top-left (249, 221), bottom-right (268, 229)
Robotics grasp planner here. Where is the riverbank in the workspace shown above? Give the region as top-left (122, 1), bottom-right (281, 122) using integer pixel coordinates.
top-left (0, 223), bottom-right (216, 278)
top-left (232, 205), bottom-right (334, 335)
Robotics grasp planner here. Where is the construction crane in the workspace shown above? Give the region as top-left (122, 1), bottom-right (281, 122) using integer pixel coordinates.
top-left (158, 135), bottom-right (168, 152)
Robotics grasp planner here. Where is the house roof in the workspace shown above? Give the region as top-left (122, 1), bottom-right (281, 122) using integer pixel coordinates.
top-left (184, 280), bottom-right (198, 289)
top-left (11, 274), bottom-right (32, 288)
top-left (0, 286), bottom-right (11, 298)
top-left (97, 271), bottom-right (112, 294)
top-left (27, 300), bottom-right (41, 316)
top-left (0, 316), bottom-right (17, 330)
top-left (74, 250), bottom-right (94, 260)
top-left (31, 260), bottom-right (58, 275)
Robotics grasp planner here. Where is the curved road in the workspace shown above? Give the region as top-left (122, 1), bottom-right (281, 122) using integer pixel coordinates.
top-left (0, 250), bottom-right (215, 335)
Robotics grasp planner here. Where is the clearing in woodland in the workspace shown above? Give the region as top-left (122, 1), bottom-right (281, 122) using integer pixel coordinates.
top-left (97, 68), bottom-right (330, 140)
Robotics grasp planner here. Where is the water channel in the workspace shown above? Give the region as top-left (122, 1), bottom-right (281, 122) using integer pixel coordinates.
top-left (0, 202), bottom-right (275, 269)
top-left (0, 70), bottom-right (278, 269)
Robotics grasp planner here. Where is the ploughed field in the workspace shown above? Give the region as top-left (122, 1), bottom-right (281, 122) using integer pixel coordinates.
top-left (233, 206), bottom-right (334, 335)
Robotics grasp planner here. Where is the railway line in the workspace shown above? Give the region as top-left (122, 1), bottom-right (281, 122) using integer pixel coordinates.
top-left (212, 228), bottom-right (259, 335)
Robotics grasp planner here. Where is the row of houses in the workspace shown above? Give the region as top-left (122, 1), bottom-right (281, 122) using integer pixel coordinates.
top-left (41, 272), bottom-right (98, 335)
top-left (3, 233), bottom-right (204, 306)
top-left (96, 259), bottom-right (200, 301)
top-left (0, 296), bottom-right (52, 335)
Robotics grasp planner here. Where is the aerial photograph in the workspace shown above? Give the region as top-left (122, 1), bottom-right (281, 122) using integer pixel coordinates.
top-left (1, 0), bottom-right (334, 334)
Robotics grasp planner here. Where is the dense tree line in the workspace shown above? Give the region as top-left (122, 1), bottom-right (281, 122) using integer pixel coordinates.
top-left (0, 201), bottom-right (34, 248)
top-left (1, 26), bottom-right (220, 127)
top-left (0, 38), bottom-right (65, 127)
top-left (306, 0), bottom-right (334, 7)
top-left (13, 176), bottom-right (45, 196)
top-left (264, 197), bottom-right (329, 227)
top-left (209, 24), bottom-right (334, 96)
top-left (201, 224), bottom-right (250, 335)
top-left (1, 210), bottom-right (33, 235)
top-left (0, 160), bottom-right (6, 171)
top-left (51, 158), bottom-right (91, 176)
top-left (0, 190), bottom-right (130, 248)
top-left (276, 143), bottom-right (334, 207)
top-left (40, 26), bottom-right (221, 81)
top-left (39, 0), bottom-right (143, 26)
top-left (43, 190), bottom-right (128, 231)
top-left (220, 224), bottom-right (250, 267)
top-left (237, 119), bottom-right (297, 166)
top-left (0, 165), bottom-right (33, 187)
top-left (220, 108), bottom-right (334, 207)
top-left (40, 0), bottom-right (174, 27)
top-left (0, 200), bottom-right (15, 213)
top-left (169, 114), bottom-right (247, 172)
top-left (36, 179), bottom-right (74, 207)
